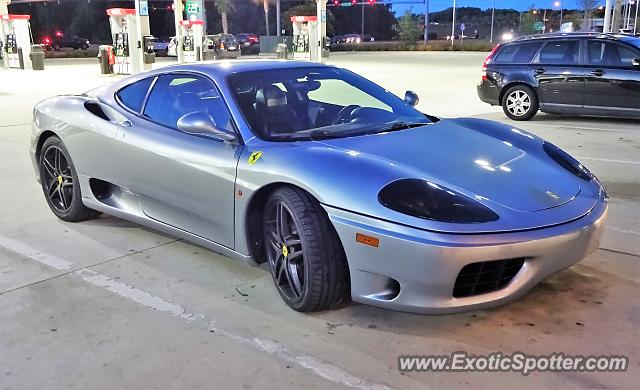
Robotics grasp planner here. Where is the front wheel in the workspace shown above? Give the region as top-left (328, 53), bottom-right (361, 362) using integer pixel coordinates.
top-left (263, 187), bottom-right (350, 312)
top-left (39, 136), bottom-right (100, 222)
top-left (502, 85), bottom-right (539, 121)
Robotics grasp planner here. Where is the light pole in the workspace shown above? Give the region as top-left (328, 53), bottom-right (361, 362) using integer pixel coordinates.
top-left (603, 0), bottom-right (613, 33)
top-left (276, 0), bottom-right (281, 36)
top-left (490, 0), bottom-right (496, 43)
top-left (633, 0), bottom-right (640, 34)
top-left (361, 2), bottom-right (364, 35)
top-left (424, 0), bottom-right (430, 44)
top-left (451, 0), bottom-right (457, 46)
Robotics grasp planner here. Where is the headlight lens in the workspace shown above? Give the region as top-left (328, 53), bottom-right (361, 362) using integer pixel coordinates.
top-left (543, 142), bottom-right (592, 181)
top-left (378, 179), bottom-right (499, 223)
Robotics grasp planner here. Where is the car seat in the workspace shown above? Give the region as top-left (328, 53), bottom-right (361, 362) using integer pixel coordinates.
top-left (254, 85), bottom-right (304, 137)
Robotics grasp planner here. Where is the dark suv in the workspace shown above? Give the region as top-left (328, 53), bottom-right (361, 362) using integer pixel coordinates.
top-left (42, 33), bottom-right (90, 51)
top-left (478, 33), bottom-right (640, 120)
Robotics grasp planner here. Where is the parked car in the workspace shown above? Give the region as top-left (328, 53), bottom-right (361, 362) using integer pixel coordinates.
top-left (478, 33), bottom-right (640, 120)
top-left (204, 34), bottom-right (240, 59)
top-left (153, 39), bottom-right (169, 55)
top-left (41, 32), bottom-right (90, 50)
top-left (235, 33), bottom-right (260, 54)
top-left (338, 34), bottom-right (375, 44)
top-left (31, 61), bottom-right (607, 314)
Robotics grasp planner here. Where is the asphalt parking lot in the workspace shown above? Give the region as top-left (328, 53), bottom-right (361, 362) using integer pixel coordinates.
top-left (1, 53), bottom-right (638, 389)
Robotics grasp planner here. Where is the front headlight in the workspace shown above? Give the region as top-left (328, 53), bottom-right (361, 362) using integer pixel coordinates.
top-left (543, 142), bottom-right (592, 181)
top-left (378, 179), bottom-right (499, 223)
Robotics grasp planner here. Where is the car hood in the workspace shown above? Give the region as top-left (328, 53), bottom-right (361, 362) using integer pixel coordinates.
top-left (317, 118), bottom-right (579, 213)
top-left (242, 118), bottom-right (603, 233)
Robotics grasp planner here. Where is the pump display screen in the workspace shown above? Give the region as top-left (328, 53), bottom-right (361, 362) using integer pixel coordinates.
top-left (114, 33), bottom-right (129, 57)
top-left (5, 34), bottom-right (17, 53)
top-left (183, 36), bottom-right (194, 52)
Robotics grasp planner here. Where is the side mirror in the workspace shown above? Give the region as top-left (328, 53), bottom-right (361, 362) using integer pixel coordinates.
top-left (633, 58), bottom-right (640, 68)
top-left (404, 90), bottom-right (419, 107)
top-left (177, 112), bottom-right (236, 142)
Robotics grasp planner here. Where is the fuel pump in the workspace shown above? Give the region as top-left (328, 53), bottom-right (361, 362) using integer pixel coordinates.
top-left (142, 35), bottom-right (156, 64)
top-left (106, 7), bottom-right (154, 74)
top-left (1, 14), bottom-right (32, 69)
top-left (291, 16), bottom-right (318, 62)
top-left (179, 19), bottom-right (204, 62)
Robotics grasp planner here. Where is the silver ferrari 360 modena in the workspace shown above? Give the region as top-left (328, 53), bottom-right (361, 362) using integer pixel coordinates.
top-left (30, 61), bottom-right (608, 314)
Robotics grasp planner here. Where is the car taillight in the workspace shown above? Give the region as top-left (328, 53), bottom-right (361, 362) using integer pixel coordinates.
top-left (249, 36), bottom-right (258, 42)
top-left (482, 44), bottom-right (501, 81)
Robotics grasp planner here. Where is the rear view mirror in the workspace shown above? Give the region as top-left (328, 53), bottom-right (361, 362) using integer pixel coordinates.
top-left (177, 112), bottom-right (236, 142)
top-left (404, 90), bottom-right (419, 107)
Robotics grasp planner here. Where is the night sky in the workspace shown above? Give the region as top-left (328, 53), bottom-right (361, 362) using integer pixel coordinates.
top-left (391, 0), bottom-right (596, 13)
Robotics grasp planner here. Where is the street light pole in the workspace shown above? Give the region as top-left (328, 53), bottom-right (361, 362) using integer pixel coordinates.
top-left (451, 0), bottom-right (456, 46)
top-left (424, 0), bottom-right (430, 44)
top-left (276, 0), bottom-right (281, 36)
top-left (633, 0), bottom-right (640, 35)
top-left (361, 2), bottom-right (364, 35)
top-left (560, 0), bottom-right (563, 27)
top-left (490, 0), bottom-right (495, 43)
top-left (603, 0), bottom-right (613, 33)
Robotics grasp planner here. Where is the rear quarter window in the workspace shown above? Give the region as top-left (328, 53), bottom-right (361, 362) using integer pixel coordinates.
top-left (116, 77), bottom-right (154, 113)
top-left (494, 42), bottom-right (541, 64)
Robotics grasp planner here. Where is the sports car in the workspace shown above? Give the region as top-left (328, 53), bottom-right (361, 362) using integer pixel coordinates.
top-left (30, 61), bottom-right (608, 314)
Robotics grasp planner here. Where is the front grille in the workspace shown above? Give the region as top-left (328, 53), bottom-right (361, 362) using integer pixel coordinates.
top-left (453, 258), bottom-right (526, 298)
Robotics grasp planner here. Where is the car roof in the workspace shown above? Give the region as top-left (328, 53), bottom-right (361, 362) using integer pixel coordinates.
top-left (513, 32), bottom-right (633, 42)
top-left (136, 60), bottom-right (334, 83)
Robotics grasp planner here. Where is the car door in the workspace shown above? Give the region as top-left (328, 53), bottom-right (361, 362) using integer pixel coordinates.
top-left (114, 73), bottom-right (242, 248)
top-left (583, 39), bottom-right (640, 115)
top-left (534, 39), bottom-right (586, 110)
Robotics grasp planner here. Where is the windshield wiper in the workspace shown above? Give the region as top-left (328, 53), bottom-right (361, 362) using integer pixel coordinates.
top-left (370, 121), bottom-right (429, 135)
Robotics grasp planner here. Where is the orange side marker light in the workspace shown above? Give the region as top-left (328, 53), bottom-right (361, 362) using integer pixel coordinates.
top-left (356, 233), bottom-right (379, 248)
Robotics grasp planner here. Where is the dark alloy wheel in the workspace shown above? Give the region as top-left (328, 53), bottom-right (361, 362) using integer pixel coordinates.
top-left (263, 187), bottom-right (350, 312)
top-left (39, 136), bottom-right (100, 222)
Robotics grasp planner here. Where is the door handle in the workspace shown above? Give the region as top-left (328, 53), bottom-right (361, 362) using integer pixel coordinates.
top-left (534, 68), bottom-right (545, 75)
top-left (591, 69), bottom-right (605, 77)
top-left (112, 120), bottom-right (132, 128)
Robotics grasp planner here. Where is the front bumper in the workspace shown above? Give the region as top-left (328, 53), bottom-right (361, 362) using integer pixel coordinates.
top-left (324, 199), bottom-right (607, 314)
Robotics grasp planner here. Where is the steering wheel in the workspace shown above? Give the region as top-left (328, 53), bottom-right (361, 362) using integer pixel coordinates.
top-left (333, 105), bottom-right (361, 125)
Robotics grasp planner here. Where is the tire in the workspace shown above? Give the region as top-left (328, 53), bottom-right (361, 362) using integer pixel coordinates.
top-left (502, 85), bottom-right (539, 121)
top-left (39, 136), bottom-right (100, 222)
top-left (263, 187), bottom-right (350, 312)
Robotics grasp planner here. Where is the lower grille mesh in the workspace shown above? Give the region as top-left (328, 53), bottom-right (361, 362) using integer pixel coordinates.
top-left (453, 258), bottom-right (526, 298)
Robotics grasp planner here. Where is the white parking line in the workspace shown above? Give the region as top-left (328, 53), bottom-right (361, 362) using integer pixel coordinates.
top-left (0, 236), bottom-right (72, 271)
top-left (575, 157), bottom-right (640, 165)
top-left (606, 226), bottom-right (640, 237)
top-left (519, 123), bottom-right (640, 133)
top-left (0, 236), bottom-right (393, 390)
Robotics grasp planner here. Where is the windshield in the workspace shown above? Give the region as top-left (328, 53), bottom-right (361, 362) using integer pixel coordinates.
top-left (227, 67), bottom-right (433, 141)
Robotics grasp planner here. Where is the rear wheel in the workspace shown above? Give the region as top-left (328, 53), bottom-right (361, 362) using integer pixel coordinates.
top-left (39, 136), bottom-right (100, 222)
top-left (263, 187), bottom-right (350, 312)
top-left (502, 85), bottom-right (539, 121)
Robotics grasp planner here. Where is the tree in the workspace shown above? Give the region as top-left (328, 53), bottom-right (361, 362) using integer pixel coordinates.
top-left (576, 0), bottom-right (597, 30)
top-left (254, 0), bottom-right (271, 36)
top-left (215, 0), bottom-right (234, 34)
top-left (398, 9), bottom-right (420, 43)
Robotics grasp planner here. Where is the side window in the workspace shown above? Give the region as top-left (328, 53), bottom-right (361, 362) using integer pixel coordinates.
top-left (494, 42), bottom-right (541, 64)
top-left (588, 41), bottom-right (639, 67)
top-left (538, 40), bottom-right (580, 65)
top-left (143, 74), bottom-right (234, 132)
top-left (116, 77), bottom-right (154, 113)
